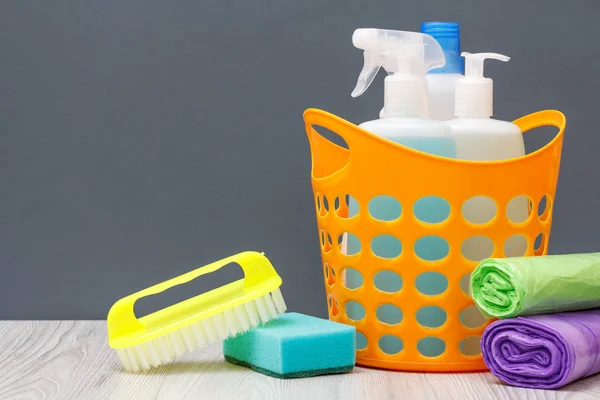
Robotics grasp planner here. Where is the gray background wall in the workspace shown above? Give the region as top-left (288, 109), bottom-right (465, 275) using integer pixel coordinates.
top-left (1, 0), bottom-right (598, 319)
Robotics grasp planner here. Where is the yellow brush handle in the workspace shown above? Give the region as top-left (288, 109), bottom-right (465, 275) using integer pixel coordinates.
top-left (107, 251), bottom-right (280, 341)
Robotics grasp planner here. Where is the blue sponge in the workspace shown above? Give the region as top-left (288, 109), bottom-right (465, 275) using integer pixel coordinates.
top-left (223, 312), bottom-right (355, 378)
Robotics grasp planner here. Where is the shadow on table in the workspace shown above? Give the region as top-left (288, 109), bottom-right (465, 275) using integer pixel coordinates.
top-left (482, 369), bottom-right (600, 394)
top-left (559, 374), bottom-right (600, 394)
top-left (112, 360), bottom-right (243, 375)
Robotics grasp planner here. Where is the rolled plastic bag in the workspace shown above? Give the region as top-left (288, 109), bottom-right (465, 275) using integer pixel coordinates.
top-left (470, 253), bottom-right (600, 319)
top-left (481, 309), bottom-right (600, 389)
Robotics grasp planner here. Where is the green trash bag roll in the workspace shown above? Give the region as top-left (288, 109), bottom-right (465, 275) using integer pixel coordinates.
top-left (470, 253), bottom-right (600, 319)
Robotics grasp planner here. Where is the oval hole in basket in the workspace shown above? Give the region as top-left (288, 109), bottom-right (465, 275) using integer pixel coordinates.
top-left (335, 194), bottom-right (359, 219)
top-left (417, 337), bottom-right (446, 358)
top-left (329, 296), bottom-right (340, 317)
top-left (460, 273), bottom-right (471, 295)
top-left (371, 235), bottom-right (402, 259)
top-left (460, 305), bottom-right (488, 329)
top-left (339, 233), bottom-right (361, 256)
top-left (415, 272), bottom-right (448, 296)
top-left (461, 236), bottom-right (494, 262)
top-left (322, 196), bottom-right (330, 213)
top-left (379, 335), bottom-right (404, 355)
top-left (534, 232), bottom-right (547, 255)
top-left (416, 306), bottom-right (447, 328)
top-left (134, 262), bottom-right (244, 318)
top-left (460, 336), bottom-right (482, 356)
top-left (415, 236), bottom-right (449, 261)
top-left (356, 331), bottom-right (368, 350)
top-left (376, 304), bottom-right (403, 325)
top-left (461, 196), bottom-right (497, 224)
top-left (374, 271), bottom-right (403, 293)
top-left (369, 195), bottom-right (402, 221)
top-left (325, 264), bottom-right (336, 287)
top-left (507, 195), bottom-right (531, 224)
top-left (321, 230), bottom-right (333, 253)
top-left (346, 300), bottom-right (366, 321)
top-left (342, 267), bottom-right (363, 290)
top-left (504, 234), bottom-right (527, 257)
top-left (538, 194), bottom-right (552, 222)
top-left (414, 196), bottom-right (451, 224)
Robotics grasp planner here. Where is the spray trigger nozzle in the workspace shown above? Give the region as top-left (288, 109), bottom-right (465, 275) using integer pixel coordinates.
top-left (351, 29), bottom-right (445, 98)
top-left (351, 51), bottom-right (383, 97)
top-left (350, 28), bottom-right (446, 118)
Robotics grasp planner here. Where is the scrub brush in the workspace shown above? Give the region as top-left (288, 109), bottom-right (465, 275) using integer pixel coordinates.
top-left (107, 251), bottom-right (287, 372)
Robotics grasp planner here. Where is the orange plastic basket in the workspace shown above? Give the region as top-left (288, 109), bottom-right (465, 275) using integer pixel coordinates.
top-left (303, 108), bottom-right (565, 372)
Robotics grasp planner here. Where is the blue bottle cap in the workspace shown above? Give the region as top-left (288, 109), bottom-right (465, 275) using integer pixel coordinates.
top-left (420, 22), bottom-right (463, 74)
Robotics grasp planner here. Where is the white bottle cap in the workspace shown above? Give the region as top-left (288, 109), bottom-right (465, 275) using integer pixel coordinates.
top-left (384, 73), bottom-right (424, 117)
top-left (455, 52), bottom-right (510, 118)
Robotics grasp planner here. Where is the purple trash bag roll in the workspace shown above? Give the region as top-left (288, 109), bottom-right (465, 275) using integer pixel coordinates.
top-left (481, 309), bottom-right (600, 389)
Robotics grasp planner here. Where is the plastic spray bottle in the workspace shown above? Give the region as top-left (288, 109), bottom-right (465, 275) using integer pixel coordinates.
top-left (351, 29), bottom-right (456, 157)
top-left (447, 52), bottom-right (527, 260)
top-left (345, 29), bottom-right (457, 355)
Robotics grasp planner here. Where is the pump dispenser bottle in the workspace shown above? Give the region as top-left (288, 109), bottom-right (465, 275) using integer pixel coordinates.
top-left (448, 52), bottom-right (527, 260)
top-left (345, 30), bottom-right (457, 353)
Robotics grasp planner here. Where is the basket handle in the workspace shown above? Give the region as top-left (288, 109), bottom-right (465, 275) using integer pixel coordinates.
top-left (304, 108), bottom-right (361, 179)
top-left (106, 251), bottom-right (281, 341)
top-left (513, 110), bottom-right (566, 136)
top-left (304, 108), bottom-right (360, 146)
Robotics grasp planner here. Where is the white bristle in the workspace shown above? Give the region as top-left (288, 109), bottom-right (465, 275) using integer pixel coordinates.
top-left (137, 344), bottom-right (151, 371)
top-left (212, 313), bottom-right (228, 340)
top-left (126, 347), bottom-right (140, 372)
top-left (263, 293), bottom-right (279, 319)
top-left (117, 349), bottom-right (132, 371)
top-left (233, 305), bottom-right (251, 332)
top-left (146, 341), bottom-right (161, 367)
top-left (201, 318), bottom-right (218, 342)
top-left (191, 323), bottom-right (207, 348)
top-left (271, 287), bottom-right (287, 314)
top-left (223, 309), bottom-right (240, 336)
top-left (254, 296), bottom-right (271, 324)
top-left (244, 301), bottom-right (261, 327)
top-left (158, 336), bottom-right (174, 362)
top-left (180, 326), bottom-right (197, 353)
top-left (114, 288), bottom-right (286, 372)
top-left (170, 331), bottom-right (186, 357)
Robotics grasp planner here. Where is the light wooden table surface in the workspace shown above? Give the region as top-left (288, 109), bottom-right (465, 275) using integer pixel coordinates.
top-left (1, 321), bottom-right (599, 400)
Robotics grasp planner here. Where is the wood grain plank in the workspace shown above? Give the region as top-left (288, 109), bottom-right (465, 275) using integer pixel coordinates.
top-left (0, 321), bottom-right (599, 400)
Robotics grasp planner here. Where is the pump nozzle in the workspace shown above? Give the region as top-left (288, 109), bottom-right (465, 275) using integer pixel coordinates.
top-left (351, 29), bottom-right (445, 117)
top-left (462, 52), bottom-right (510, 77)
top-left (455, 52), bottom-right (510, 118)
